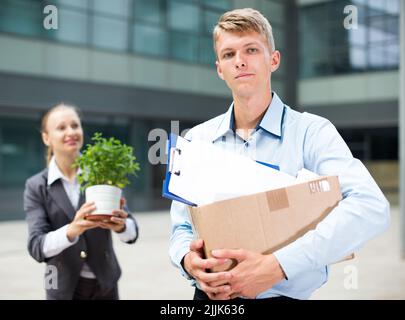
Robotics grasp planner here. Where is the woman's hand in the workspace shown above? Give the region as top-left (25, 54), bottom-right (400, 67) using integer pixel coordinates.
top-left (97, 198), bottom-right (128, 233)
top-left (66, 202), bottom-right (99, 241)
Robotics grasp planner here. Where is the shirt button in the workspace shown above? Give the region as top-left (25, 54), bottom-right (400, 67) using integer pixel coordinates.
top-left (80, 251), bottom-right (87, 259)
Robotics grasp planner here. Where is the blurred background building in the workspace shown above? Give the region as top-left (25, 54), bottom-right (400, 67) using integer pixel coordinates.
top-left (0, 0), bottom-right (400, 220)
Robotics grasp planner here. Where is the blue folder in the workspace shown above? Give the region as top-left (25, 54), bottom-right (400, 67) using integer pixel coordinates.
top-left (161, 133), bottom-right (280, 206)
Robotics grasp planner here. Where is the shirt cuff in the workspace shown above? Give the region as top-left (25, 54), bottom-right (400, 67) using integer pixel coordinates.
top-left (273, 239), bottom-right (314, 280)
top-left (43, 224), bottom-right (79, 259)
top-left (117, 218), bottom-right (137, 243)
top-left (178, 247), bottom-right (194, 280)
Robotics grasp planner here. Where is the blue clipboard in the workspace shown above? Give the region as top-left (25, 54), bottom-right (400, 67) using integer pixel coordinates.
top-left (162, 133), bottom-right (196, 206)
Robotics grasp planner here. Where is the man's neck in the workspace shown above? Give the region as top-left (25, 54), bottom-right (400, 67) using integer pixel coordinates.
top-left (233, 90), bottom-right (272, 139)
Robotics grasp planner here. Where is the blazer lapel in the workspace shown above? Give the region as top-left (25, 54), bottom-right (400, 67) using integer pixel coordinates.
top-left (78, 191), bottom-right (85, 208)
top-left (48, 179), bottom-right (76, 220)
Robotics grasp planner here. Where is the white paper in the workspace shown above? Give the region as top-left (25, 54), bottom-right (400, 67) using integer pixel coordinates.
top-left (168, 136), bottom-right (296, 206)
top-left (294, 168), bottom-right (320, 184)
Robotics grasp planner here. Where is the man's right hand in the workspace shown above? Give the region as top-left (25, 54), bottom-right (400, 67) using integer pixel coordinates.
top-left (183, 239), bottom-right (233, 300)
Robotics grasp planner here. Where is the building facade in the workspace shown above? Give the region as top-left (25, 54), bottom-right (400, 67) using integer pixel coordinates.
top-left (0, 0), bottom-right (399, 220)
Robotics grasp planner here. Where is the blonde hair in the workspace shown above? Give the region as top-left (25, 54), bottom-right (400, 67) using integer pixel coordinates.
top-left (41, 103), bottom-right (81, 165)
top-left (213, 8), bottom-right (275, 56)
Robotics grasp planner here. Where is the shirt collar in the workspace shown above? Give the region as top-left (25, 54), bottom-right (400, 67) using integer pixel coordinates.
top-left (212, 103), bottom-right (235, 143)
top-left (212, 91), bottom-right (285, 142)
top-left (257, 91), bottom-right (285, 138)
top-left (47, 156), bottom-right (80, 186)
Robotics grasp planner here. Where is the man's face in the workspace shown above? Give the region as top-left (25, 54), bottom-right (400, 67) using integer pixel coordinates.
top-left (215, 31), bottom-right (280, 98)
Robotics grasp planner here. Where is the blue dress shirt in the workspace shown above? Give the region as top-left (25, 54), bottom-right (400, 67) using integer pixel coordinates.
top-left (169, 92), bottom-right (390, 299)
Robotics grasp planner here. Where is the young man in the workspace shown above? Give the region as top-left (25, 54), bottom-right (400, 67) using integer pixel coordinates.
top-left (169, 8), bottom-right (390, 300)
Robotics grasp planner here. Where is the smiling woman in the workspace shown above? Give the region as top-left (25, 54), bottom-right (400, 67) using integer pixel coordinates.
top-left (23, 103), bottom-right (139, 300)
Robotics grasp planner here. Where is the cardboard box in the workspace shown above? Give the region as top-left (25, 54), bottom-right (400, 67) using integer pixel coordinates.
top-left (188, 175), bottom-right (354, 272)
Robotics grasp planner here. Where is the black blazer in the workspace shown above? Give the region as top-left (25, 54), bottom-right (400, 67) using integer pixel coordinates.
top-left (23, 168), bottom-right (139, 300)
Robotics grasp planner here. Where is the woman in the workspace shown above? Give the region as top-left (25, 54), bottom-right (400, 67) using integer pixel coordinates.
top-left (24, 104), bottom-right (139, 300)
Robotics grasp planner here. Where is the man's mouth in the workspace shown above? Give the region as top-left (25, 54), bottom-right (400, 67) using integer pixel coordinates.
top-left (235, 73), bottom-right (254, 79)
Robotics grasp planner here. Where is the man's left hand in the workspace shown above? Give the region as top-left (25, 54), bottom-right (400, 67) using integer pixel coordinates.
top-left (211, 249), bottom-right (286, 299)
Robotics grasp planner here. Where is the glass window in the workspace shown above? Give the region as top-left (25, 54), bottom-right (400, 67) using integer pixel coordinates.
top-left (0, 0), bottom-right (42, 37)
top-left (92, 0), bottom-right (130, 17)
top-left (348, 24), bottom-right (367, 46)
top-left (272, 27), bottom-right (284, 50)
top-left (53, 0), bottom-right (89, 10)
top-left (349, 47), bottom-right (367, 69)
top-left (168, 1), bottom-right (200, 33)
top-left (202, 0), bottom-right (231, 10)
top-left (134, 0), bottom-right (164, 25)
top-left (299, 0), bottom-right (399, 77)
top-left (133, 24), bottom-right (168, 57)
top-left (261, 0), bottom-right (285, 26)
top-left (199, 36), bottom-right (216, 65)
top-left (170, 32), bottom-right (199, 62)
top-left (92, 16), bottom-right (128, 50)
top-left (203, 10), bottom-right (221, 34)
top-left (0, 118), bottom-right (44, 187)
top-left (385, 43), bottom-right (399, 67)
top-left (386, 0), bottom-right (400, 14)
top-left (368, 45), bottom-right (385, 68)
top-left (47, 8), bottom-right (88, 45)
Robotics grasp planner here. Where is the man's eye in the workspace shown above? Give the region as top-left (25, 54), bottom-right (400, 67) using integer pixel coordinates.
top-left (247, 48), bottom-right (258, 53)
top-left (223, 52), bottom-right (234, 59)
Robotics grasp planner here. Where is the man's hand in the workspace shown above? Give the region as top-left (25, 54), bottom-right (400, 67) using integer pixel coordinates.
top-left (183, 239), bottom-right (233, 300)
top-left (211, 249), bottom-right (286, 299)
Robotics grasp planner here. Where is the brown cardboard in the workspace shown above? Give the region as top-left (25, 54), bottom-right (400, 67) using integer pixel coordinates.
top-left (188, 176), bottom-right (354, 272)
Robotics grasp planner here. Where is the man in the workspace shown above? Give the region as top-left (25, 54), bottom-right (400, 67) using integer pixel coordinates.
top-left (169, 8), bottom-right (390, 300)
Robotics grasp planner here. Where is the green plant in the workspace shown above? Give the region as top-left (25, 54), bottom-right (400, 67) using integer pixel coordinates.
top-left (73, 132), bottom-right (140, 190)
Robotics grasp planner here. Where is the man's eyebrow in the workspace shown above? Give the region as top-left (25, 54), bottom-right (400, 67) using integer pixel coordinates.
top-left (219, 47), bottom-right (234, 55)
top-left (220, 41), bottom-right (260, 52)
top-left (243, 41), bottom-right (260, 47)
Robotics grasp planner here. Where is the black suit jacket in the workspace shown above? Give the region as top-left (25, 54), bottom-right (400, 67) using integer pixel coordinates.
top-left (23, 168), bottom-right (139, 300)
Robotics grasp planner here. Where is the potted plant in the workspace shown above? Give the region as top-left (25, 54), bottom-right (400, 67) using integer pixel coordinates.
top-left (73, 132), bottom-right (140, 221)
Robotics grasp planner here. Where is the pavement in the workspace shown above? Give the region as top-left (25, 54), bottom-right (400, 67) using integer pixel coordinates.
top-left (0, 207), bottom-right (404, 300)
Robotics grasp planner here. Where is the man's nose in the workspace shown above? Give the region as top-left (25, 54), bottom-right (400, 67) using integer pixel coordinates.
top-left (235, 52), bottom-right (246, 69)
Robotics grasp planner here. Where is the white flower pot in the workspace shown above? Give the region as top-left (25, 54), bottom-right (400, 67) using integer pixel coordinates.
top-left (85, 185), bottom-right (122, 221)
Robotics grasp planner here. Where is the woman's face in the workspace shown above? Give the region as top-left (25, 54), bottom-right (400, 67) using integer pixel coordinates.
top-left (42, 108), bottom-right (84, 157)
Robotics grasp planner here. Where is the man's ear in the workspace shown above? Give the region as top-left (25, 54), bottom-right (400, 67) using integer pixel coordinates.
top-left (216, 60), bottom-right (225, 80)
top-left (270, 50), bottom-right (281, 73)
top-left (42, 132), bottom-right (50, 147)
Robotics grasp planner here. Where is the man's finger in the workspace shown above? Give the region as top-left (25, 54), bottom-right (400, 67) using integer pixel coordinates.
top-left (209, 278), bottom-right (230, 287)
top-left (211, 248), bottom-right (246, 262)
top-left (190, 239), bottom-right (204, 251)
top-left (199, 281), bottom-right (231, 295)
top-left (194, 257), bottom-right (231, 270)
top-left (229, 292), bottom-right (241, 299)
top-left (196, 270), bottom-right (232, 284)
